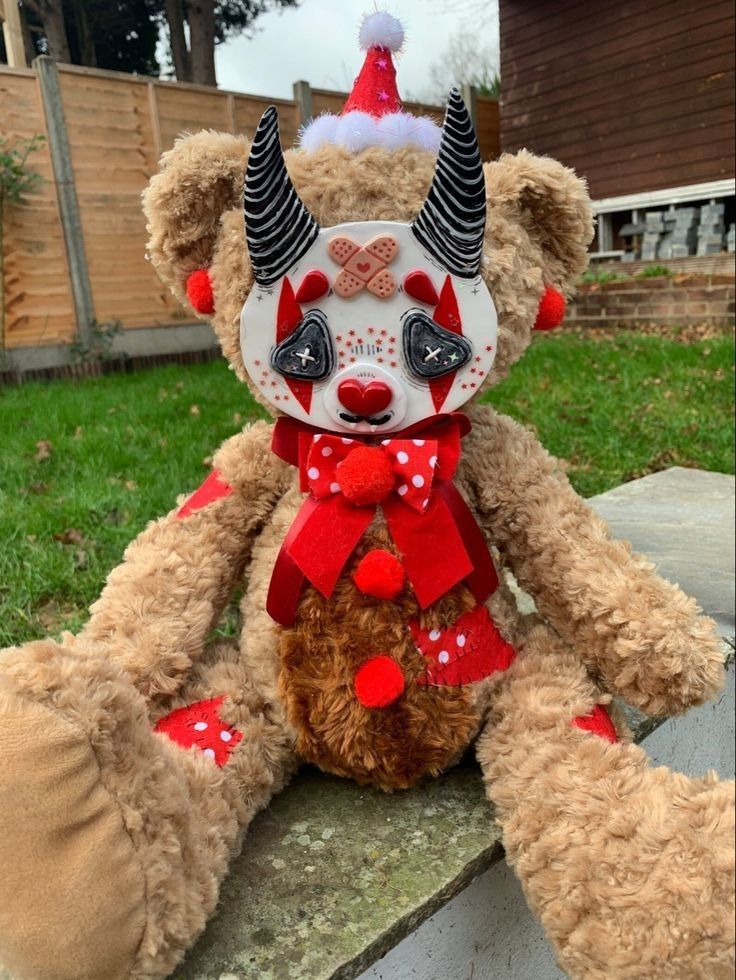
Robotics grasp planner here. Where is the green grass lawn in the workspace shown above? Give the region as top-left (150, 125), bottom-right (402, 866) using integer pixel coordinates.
top-left (0, 331), bottom-right (733, 649)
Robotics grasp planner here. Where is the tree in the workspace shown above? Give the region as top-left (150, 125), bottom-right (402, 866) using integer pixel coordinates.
top-left (157, 0), bottom-right (299, 86)
top-left (13, 0), bottom-right (160, 75)
top-left (424, 29), bottom-right (500, 103)
top-left (2, 0), bottom-right (298, 88)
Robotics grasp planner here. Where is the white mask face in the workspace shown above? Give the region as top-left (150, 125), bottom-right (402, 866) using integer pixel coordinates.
top-left (240, 220), bottom-right (497, 434)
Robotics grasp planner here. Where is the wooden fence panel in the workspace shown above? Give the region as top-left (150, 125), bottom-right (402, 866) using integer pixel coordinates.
top-left (476, 97), bottom-right (500, 162)
top-left (233, 94), bottom-right (299, 146)
top-left (57, 67), bottom-right (182, 330)
top-left (0, 66), bottom-right (76, 348)
top-left (155, 81), bottom-right (234, 152)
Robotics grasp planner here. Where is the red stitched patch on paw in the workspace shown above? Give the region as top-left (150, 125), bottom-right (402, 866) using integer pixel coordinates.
top-left (572, 704), bottom-right (618, 743)
top-left (176, 470), bottom-right (234, 519)
top-left (154, 696), bottom-right (243, 765)
top-left (411, 604), bottom-right (515, 687)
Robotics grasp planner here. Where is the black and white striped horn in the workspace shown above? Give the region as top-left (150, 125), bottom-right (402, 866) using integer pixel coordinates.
top-left (411, 89), bottom-right (486, 279)
top-left (244, 106), bottom-right (320, 287)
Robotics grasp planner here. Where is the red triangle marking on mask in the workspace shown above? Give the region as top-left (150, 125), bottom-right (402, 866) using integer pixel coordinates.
top-left (287, 379), bottom-right (313, 413)
top-left (429, 275), bottom-right (461, 412)
top-left (276, 276), bottom-right (302, 343)
top-left (433, 275), bottom-right (462, 335)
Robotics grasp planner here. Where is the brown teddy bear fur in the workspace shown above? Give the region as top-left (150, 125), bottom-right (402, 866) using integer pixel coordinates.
top-left (0, 130), bottom-right (733, 980)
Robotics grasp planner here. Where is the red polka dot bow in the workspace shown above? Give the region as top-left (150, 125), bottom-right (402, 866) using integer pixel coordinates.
top-left (266, 414), bottom-right (499, 626)
top-left (305, 434), bottom-right (444, 513)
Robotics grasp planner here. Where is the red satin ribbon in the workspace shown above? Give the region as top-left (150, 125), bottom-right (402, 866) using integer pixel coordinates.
top-left (267, 414), bottom-right (498, 625)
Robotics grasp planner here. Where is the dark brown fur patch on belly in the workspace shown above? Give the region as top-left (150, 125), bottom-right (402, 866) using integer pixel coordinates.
top-left (277, 529), bottom-right (481, 791)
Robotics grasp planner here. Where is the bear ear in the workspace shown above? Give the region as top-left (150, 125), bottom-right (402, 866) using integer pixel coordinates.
top-left (479, 150), bottom-right (594, 383)
top-left (143, 130), bottom-right (248, 316)
top-left (485, 149), bottom-right (594, 292)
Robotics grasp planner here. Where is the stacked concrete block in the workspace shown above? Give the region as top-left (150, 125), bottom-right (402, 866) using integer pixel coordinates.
top-left (659, 207), bottom-right (699, 260)
top-left (727, 223), bottom-right (735, 253)
top-left (641, 211), bottom-right (665, 261)
top-left (697, 203), bottom-right (726, 255)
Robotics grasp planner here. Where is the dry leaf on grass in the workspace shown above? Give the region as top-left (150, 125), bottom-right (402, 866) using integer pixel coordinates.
top-left (53, 528), bottom-right (85, 546)
top-left (34, 440), bottom-right (53, 461)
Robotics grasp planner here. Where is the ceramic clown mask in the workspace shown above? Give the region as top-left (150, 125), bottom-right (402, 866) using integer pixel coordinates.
top-left (240, 90), bottom-right (497, 435)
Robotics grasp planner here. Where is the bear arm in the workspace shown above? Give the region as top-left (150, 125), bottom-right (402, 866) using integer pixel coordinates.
top-left (462, 405), bottom-right (725, 716)
top-left (79, 420), bottom-right (291, 699)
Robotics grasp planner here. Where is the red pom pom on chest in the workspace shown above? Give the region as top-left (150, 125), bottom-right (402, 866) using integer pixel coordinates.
top-left (186, 268), bottom-right (215, 315)
top-left (354, 655), bottom-right (405, 708)
top-left (337, 446), bottom-right (395, 506)
top-left (353, 549), bottom-right (405, 599)
top-left (533, 286), bottom-right (566, 331)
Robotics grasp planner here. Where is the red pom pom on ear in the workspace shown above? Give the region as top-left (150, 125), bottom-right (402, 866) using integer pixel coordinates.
top-left (354, 655), bottom-right (405, 709)
top-left (533, 286), bottom-right (566, 331)
top-left (337, 446), bottom-right (395, 506)
top-left (353, 549), bottom-right (405, 599)
top-left (186, 269), bottom-right (215, 315)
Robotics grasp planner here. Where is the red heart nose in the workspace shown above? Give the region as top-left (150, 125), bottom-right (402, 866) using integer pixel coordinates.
top-left (337, 379), bottom-right (392, 417)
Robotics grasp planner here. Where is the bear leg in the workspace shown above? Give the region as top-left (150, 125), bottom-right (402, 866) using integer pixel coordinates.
top-left (0, 637), bottom-right (295, 980)
top-left (476, 623), bottom-right (735, 980)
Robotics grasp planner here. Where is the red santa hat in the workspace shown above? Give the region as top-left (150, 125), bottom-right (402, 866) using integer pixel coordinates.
top-left (299, 11), bottom-right (442, 154)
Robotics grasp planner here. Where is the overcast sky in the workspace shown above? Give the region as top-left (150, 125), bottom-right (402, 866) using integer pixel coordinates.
top-left (215, 0), bottom-right (499, 103)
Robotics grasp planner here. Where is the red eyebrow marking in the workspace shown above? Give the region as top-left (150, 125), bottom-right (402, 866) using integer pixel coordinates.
top-left (295, 269), bottom-right (330, 304)
top-left (404, 269), bottom-right (439, 306)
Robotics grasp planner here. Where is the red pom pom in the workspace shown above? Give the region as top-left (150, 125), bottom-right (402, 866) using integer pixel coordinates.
top-left (186, 269), bottom-right (215, 315)
top-left (533, 286), bottom-right (565, 331)
top-left (354, 655), bottom-right (405, 709)
top-left (337, 446), bottom-right (395, 506)
top-left (353, 549), bottom-right (405, 599)
top-left (572, 705), bottom-right (618, 743)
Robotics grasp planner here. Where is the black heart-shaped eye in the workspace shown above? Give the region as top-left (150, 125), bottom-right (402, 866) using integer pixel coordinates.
top-left (270, 310), bottom-right (335, 382)
top-left (402, 310), bottom-right (472, 379)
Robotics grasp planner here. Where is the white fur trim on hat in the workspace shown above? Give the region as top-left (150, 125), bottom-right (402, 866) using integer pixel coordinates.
top-left (359, 11), bottom-right (405, 52)
top-left (299, 110), bottom-right (441, 154)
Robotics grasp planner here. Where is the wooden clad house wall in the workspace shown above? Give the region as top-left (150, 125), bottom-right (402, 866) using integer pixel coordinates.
top-left (499, 0), bottom-right (736, 199)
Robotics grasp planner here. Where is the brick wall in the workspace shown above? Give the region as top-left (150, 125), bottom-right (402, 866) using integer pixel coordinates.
top-left (567, 274), bottom-right (735, 329)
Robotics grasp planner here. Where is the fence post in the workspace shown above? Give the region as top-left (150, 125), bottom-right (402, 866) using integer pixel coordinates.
top-left (460, 83), bottom-right (478, 132)
top-left (1, 0), bottom-right (27, 68)
top-left (34, 55), bottom-right (95, 349)
top-left (293, 80), bottom-right (313, 127)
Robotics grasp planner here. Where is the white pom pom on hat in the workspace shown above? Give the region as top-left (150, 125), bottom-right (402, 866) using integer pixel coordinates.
top-left (358, 10), bottom-right (405, 52)
top-left (298, 8), bottom-right (441, 155)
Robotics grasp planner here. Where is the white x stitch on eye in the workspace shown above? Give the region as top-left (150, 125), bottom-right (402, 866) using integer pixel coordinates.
top-left (295, 346), bottom-right (316, 367)
top-left (424, 345), bottom-right (442, 362)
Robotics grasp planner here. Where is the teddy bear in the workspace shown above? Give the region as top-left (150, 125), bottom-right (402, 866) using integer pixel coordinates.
top-left (0, 12), bottom-right (733, 980)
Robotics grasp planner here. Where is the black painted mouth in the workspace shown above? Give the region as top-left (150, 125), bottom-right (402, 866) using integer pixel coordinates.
top-left (338, 412), bottom-right (393, 426)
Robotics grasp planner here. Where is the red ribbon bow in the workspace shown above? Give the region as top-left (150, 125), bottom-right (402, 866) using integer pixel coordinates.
top-left (267, 414), bottom-right (498, 626)
top-left (305, 433), bottom-right (447, 513)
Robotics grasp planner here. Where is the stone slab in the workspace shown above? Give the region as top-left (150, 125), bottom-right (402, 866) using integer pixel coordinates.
top-left (175, 467), bottom-right (735, 980)
top-left (588, 467), bottom-right (735, 638)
